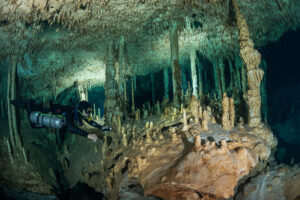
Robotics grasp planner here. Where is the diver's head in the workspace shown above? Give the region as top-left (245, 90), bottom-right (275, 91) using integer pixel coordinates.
top-left (78, 100), bottom-right (92, 117)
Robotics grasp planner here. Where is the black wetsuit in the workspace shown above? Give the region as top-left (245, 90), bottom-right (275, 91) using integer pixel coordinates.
top-left (47, 104), bottom-right (103, 137)
top-left (11, 100), bottom-right (105, 138)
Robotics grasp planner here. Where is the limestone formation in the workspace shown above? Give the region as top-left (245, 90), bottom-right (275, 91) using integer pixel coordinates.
top-left (104, 40), bottom-right (120, 125)
top-left (236, 164), bottom-right (300, 200)
top-left (202, 110), bottom-right (208, 131)
top-left (229, 97), bottom-right (235, 128)
top-left (233, 0), bottom-right (264, 127)
top-left (222, 93), bottom-right (230, 130)
top-left (189, 95), bottom-right (199, 124)
top-left (170, 22), bottom-right (182, 107)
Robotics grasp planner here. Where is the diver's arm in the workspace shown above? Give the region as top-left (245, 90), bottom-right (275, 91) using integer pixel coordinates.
top-left (67, 124), bottom-right (98, 142)
top-left (84, 118), bottom-right (112, 131)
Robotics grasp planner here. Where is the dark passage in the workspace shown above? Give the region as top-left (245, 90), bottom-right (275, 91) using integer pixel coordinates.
top-left (262, 30), bottom-right (300, 164)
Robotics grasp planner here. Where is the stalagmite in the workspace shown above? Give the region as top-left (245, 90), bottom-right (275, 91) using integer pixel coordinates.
top-left (135, 109), bottom-right (140, 121)
top-left (104, 40), bottom-right (120, 125)
top-left (222, 93), bottom-right (231, 130)
top-left (170, 22), bottom-right (182, 107)
top-left (163, 68), bottom-right (169, 101)
top-left (198, 106), bottom-right (203, 119)
top-left (131, 77), bottom-right (135, 113)
top-left (122, 128), bottom-right (127, 147)
top-left (194, 135), bottom-right (201, 150)
top-left (190, 96), bottom-right (199, 124)
top-left (229, 98), bottom-right (235, 128)
top-left (233, 0), bottom-right (264, 127)
top-left (202, 110), bottom-right (208, 131)
top-left (150, 73), bottom-right (155, 105)
top-left (182, 108), bottom-right (188, 131)
top-left (190, 49), bottom-right (198, 98)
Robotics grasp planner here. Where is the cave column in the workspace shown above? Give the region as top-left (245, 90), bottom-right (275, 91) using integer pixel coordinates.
top-left (163, 68), bottom-right (169, 100)
top-left (233, 0), bottom-right (264, 127)
top-left (170, 22), bottom-right (182, 107)
top-left (104, 40), bottom-right (120, 125)
top-left (190, 49), bottom-right (198, 98)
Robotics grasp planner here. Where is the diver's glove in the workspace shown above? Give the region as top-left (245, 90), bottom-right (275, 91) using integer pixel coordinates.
top-left (101, 125), bottom-right (112, 131)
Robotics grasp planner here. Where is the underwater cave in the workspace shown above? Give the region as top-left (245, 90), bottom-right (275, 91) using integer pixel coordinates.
top-left (0, 0), bottom-right (300, 200)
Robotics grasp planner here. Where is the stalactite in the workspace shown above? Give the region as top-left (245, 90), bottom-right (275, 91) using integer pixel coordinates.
top-left (0, 78), bottom-right (5, 118)
top-left (181, 66), bottom-right (187, 93)
top-left (104, 40), bottom-right (120, 125)
top-left (219, 60), bottom-right (226, 95)
top-left (196, 55), bottom-right (203, 98)
top-left (190, 49), bottom-right (198, 99)
top-left (234, 56), bottom-right (242, 93)
top-left (5, 137), bottom-right (14, 164)
top-left (7, 58), bottom-right (16, 149)
top-left (260, 59), bottom-right (268, 123)
top-left (163, 68), bottom-right (169, 100)
top-left (0, 99), bottom-right (4, 118)
top-left (228, 59), bottom-right (235, 95)
top-left (150, 73), bottom-right (155, 105)
top-left (83, 84), bottom-right (88, 102)
top-left (212, 59), bottom-right (221, 98)
top-left (233, 0), bottom-right (264, 127)
top-left (131, 76), bottom-right (135, 113)
top-left (118, 36), bottom-right (125, 105)
top-left (124, 78), bottom-right (127, 106)
top-left (170, 22), bottom-right (182, 107)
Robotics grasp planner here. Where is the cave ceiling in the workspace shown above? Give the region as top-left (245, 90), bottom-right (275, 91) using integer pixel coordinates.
top-left (0, 0), bottom-right (300, 97)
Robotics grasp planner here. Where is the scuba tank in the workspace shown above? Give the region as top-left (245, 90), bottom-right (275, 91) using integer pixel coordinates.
top-left (30, 111), bottom-right (65, 129)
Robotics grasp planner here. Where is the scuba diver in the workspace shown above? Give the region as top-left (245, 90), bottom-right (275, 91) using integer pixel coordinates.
top-left (11, 99), bottom-right (112, 142)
